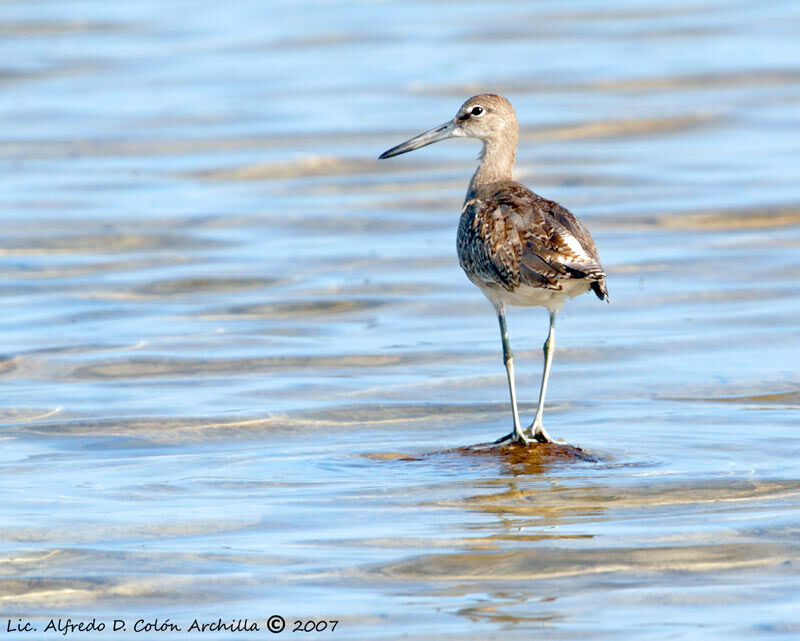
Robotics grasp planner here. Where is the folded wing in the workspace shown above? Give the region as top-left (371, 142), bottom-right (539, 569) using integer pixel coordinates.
top-left (458, 182), bottom-right (608, 300)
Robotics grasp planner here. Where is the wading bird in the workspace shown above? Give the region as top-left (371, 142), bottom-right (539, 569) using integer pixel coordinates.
top-left (379, 94), bottom-right (608, 445)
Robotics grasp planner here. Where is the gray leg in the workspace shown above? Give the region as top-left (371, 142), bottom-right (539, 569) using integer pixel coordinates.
top-left (494, 307), bottom-right (530, 445)
top-left (529, 310), bottom-right (557, 443)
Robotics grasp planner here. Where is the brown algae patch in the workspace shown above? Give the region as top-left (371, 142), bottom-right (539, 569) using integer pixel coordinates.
top-left (390, 441), bottom-right (600, 474)
top-left (460, 441), bottom-right (597, 465)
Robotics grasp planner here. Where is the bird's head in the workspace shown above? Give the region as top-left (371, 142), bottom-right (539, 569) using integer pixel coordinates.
top-left (379, 93), bottom-right (518, 159)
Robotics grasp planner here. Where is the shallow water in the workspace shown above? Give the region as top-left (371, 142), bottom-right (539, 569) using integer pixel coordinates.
top-left (2, 0), bottom-right (800, 639)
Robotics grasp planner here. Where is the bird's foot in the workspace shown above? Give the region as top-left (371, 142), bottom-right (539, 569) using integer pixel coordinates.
top-left (530, 422), bottom-right (554, 443)
top-left (495, 429), bottom-right (532, 446)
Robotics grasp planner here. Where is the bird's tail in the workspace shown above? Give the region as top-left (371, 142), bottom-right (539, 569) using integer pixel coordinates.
top-left (591, 278), bottom-right (609, 302)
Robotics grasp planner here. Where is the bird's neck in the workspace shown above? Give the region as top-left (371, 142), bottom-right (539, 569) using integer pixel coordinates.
top-left (468, 136), bottom-right (517, 196)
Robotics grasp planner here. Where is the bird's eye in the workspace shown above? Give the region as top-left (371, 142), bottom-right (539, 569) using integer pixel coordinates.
top-left (470, 106), bottom-right (485, 117)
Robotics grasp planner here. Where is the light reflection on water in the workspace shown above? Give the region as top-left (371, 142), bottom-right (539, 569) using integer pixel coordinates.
top-left (1, 0), bottom-right (800, 638)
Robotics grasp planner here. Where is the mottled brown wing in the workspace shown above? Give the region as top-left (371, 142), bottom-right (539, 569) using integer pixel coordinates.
top-left (459, 182), bottom-right (608, 299)
top-left (457, 194), bottom-right (531, 290)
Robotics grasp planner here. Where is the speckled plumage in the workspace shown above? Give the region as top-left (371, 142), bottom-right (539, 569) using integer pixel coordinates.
top-left (457, 181), bottom-right (608, 310)
top-left (379, 93), bottom-right (608, 445)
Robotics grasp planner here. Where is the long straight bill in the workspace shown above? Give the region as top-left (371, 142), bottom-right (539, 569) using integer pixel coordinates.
top-left (379, 120), bottom-right (457, 159)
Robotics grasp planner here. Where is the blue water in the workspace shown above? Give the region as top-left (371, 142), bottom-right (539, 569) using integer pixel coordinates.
top-left (1, 1), bottom-right (800, 639)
